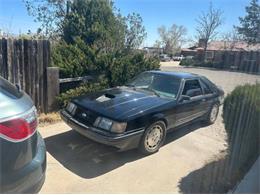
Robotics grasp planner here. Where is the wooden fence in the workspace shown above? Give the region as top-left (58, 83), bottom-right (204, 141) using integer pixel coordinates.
top-left (0, 38), bottom-right (51, 113)
top-left (59, 75), bottom-right (93, 93)
top-left (207, 50), bottom-right (260, 74)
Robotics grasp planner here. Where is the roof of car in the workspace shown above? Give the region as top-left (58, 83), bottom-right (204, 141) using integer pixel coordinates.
top-left (148, 70), bottom-right (199, 79)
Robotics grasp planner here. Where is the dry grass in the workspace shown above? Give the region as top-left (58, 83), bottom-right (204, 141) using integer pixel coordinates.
top-left (38, 112), bottom-right (62, 127)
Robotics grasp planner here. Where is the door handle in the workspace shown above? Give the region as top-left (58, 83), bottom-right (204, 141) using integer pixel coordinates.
top-left (201, 98), bottom-right (206, 102)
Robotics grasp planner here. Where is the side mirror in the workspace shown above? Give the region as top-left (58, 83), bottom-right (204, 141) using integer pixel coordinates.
top-left (179, 95), bottom-right (190, 102)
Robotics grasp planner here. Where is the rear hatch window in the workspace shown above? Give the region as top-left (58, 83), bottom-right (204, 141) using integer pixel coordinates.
top-left (0, 77), bottom-right (23, 99)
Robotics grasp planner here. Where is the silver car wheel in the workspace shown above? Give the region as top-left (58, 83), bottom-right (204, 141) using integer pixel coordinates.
top-left (145, 125), bottom-right (163, 152)
top-left (210, 105), bottom-right (218, 122)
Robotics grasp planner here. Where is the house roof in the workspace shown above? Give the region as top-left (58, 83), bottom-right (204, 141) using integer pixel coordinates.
top-left (181, 48), bottom-right (196, 52)
top-left (206, 41), bottom-right (260, 51)
top-left (182, 41), bottom-right (260, 52)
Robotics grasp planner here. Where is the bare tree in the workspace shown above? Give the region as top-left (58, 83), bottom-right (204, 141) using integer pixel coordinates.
top-left (153, 40), bottom-right (163, 55)
top-left (221, 30), bottom-right (243, 51)
top-left (195, 2), bottom-right (224, 60)
top-left (24, 0), bottom-right (69, 38)
top-left (156, 24), bottom-right (187, 56)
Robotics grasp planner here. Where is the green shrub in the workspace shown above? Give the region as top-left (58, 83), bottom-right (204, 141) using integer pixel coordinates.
top-left (223, 83), bottom-right (260, 175)
top-left (179, 58), bottom-right (195, 66)
top-left (52, 39), bottom-right (160, 86)
top-left (179, 58), bottom-right (224, 69)
top-left (57, 79), bottom-right (109, 107)
top-left (108, 52), bottom-right (160, 86)
top-left (199, 61), bottom-right (213, 67)
top-left (52, 38), bottom-right (98, 78)
top-left (195, 61), bottom-right (222, 69)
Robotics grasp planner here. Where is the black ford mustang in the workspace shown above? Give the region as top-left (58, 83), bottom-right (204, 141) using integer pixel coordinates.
top-left (61, 71), bottom-right (224, 154)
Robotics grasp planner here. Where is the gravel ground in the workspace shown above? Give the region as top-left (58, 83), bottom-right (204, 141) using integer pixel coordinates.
top-left (160, 65), bottom-right (260, 94)
top-left (39, 66), bottom-right (260, 193)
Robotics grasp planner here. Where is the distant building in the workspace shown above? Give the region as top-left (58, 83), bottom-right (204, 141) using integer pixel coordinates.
top-left (181, 39), bottom-right (260, 61)
top-left (142, 46), bottom-right (164, 57)
top-left (181, 39), bottom-right (260, 72)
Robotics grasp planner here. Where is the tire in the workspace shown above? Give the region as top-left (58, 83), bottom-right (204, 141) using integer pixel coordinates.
top-left (138, 121), bottom-right (166, 155)
top-left (205, 103), bottom-right (219, 124)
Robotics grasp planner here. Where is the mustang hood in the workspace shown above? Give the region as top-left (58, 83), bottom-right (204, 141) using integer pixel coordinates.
top-left (72, 87), bottom-right (171, 120)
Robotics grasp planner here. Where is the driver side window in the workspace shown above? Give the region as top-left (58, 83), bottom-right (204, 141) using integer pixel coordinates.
top-left (182, 79), bottom-right (203, 97)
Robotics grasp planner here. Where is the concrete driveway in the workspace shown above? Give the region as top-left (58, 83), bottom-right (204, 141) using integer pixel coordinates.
top-left (39, 66), bottom-right (260, 193)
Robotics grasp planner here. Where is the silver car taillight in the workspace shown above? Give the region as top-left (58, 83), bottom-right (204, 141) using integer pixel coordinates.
top-left (0, 107), bottom-right (38, 142)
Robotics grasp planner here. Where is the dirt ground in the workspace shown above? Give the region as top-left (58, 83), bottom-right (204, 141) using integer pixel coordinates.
top-left (160, 61), bottom-right (180, 67)
top-left (39, 65), bottom-right (260, 193)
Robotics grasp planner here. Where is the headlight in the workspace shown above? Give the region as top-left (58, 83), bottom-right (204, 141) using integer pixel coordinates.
top-left (98, 117), bottom-right (113, 130)
top-left (94, 117), bottom-right (127, 133)
top-left (111, 121), bottom-right (127, 133)
top-left (66, 102), bottom-right (77, 115)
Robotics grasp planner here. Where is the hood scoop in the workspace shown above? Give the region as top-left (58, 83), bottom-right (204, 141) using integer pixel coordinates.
top-left (96, 93), bottom-right (115, 102)
top-left (104, 93), bottom-right (115, 98)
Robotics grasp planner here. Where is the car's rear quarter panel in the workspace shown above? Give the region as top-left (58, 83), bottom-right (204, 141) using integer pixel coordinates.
top-left (0, 84), bottom-right (43, 193)
top-left (0, 133), bottom-right (38, 173)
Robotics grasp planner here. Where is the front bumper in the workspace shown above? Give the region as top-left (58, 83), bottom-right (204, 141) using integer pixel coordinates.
top-left (0, 132), bottom-right (47, 193)
top-left (60, 110), bottom-right (144, 151)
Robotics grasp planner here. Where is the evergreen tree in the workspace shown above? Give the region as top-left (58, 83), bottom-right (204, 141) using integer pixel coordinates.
top-left (235, 0), bottom-right (260, 44)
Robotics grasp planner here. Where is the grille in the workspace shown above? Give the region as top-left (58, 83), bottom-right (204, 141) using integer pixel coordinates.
top-left (73, 106), bottom-right (97, 126)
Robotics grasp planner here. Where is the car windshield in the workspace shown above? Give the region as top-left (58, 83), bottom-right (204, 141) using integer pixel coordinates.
top-left (126, 72), bottom-right (181, 99)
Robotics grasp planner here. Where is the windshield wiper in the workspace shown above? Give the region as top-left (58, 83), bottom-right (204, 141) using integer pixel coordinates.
top-left (125, 84), bottom-right (137, 91)
top-left (125, 84), bottom-right (135, 87)
top-left (146, 87), bottom-right (161, 97)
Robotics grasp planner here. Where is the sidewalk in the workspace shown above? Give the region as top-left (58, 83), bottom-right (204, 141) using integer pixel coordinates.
top-left (233, 156), bottom-right (260, 193)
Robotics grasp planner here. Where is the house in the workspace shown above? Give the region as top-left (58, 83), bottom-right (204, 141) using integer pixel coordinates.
top-left (181, 39), bottom-right (260, 61)
top-left (181, 39), bottom-right (260, 73)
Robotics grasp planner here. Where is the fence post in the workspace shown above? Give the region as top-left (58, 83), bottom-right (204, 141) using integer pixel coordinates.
top-left (257, 51), bottom-right (260, 74)
top-left (47, 67), bottom-right (60, 112)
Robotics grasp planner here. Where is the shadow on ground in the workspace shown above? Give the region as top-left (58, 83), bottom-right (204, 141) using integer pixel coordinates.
top-left (45, 121), bottom-right (206, 179)
top-left (178, 155), bottom-right (231, 193)
top-left (178, 149), bottom-right (258, 193)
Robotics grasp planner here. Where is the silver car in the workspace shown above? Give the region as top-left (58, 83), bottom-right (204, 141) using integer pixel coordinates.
top-left (0, 76), bottom-right (46, 193)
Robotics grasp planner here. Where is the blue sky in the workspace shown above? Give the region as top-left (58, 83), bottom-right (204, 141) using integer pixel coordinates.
top-left (0, 0), bottom-right (250, 46)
